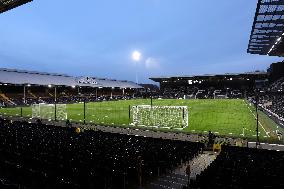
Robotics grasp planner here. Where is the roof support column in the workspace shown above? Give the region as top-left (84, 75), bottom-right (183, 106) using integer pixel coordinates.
top-left (23, 85), bottom-right (26, 104)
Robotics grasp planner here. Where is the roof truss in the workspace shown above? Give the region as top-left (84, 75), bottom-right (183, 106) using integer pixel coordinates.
top-left (0, 0), bottom-right (32, 14)
top-left (248, 0), bottom-right (284, 56)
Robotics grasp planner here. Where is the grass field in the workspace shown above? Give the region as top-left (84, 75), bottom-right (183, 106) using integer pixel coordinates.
top-left (0, 99), bottom-right (283, 142)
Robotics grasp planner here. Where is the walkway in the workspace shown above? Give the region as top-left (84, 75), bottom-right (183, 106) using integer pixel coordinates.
top-left (146, 151), bottom-right (217, 189)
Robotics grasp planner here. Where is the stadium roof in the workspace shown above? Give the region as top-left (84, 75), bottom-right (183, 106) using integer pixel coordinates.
top-left (150, 72), bottom-right (268, 82)
top-left (248, 0), bottom-right (284, 56)
top-left (0, 0), bottom-right (32, 14)
top-left (0, 68), bottom-right (142, 89)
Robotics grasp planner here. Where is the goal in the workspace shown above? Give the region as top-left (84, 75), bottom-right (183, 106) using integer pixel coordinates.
top-left (32, 103), bottom-right (67, 121)
top-left (132, 105), bottom-right (188, 129)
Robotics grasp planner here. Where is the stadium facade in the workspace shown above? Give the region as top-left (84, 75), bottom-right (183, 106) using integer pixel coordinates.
top-left (0, 68), bottom-right (142, 106)
top-left (150, 71), bottom-right (268, 97)
top-left (150, 61), bottom-right (284, 97)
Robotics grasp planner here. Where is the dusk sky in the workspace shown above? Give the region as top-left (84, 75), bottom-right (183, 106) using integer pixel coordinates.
top-left (0, 0), bottom-right (283, 83)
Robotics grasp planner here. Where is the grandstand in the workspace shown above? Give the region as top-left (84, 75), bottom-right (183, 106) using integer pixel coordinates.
top-left (0, 68), bottom-right (142, 106)
top-left (0, 118), bottom-right (203, 188)
top-left (190, 146), bottom-right (284, 188)
top-left (258, 77), bottom-right (284, 127)
top-left (150, 72), bottom-right (268, 99)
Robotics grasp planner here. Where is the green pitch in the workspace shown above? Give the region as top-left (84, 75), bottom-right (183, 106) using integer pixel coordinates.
top-left (0, 99), bottom-right (282, 142)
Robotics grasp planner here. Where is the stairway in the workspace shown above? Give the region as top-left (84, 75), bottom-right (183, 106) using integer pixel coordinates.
top-left (147, 172), bottom-right (188, 189)
top-left (28, 91), bottom-right (37, 98)
top-left (0, 93), bottom-right (16, 105)
top-left (146, 151), bottom-right (217, 189)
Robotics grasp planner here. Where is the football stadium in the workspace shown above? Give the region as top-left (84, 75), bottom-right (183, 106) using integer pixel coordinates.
top-left (0, 0), bottom-right (284, 189)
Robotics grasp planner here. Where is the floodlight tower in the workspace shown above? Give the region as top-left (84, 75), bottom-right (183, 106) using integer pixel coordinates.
top-left (255, 90), bottom-right (259, 146)
top-left (132, 50), bottom-right (141, 98)
top-left (254, 85), bottom-right (260, 147)
top-left (132, 50), bottom-right (141, 84)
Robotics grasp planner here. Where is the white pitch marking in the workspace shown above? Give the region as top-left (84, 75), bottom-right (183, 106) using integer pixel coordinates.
top-left (245, 102), bottom-right (269, 137)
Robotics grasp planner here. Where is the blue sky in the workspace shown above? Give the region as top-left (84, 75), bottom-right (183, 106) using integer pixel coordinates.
top-left (0, 0), bottom-right (283, 83)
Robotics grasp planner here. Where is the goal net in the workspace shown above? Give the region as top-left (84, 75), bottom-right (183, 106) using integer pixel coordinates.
top-left (132, 105), bottom-right (188, 129)
top-left (32, 103), bottom-right (67, 121)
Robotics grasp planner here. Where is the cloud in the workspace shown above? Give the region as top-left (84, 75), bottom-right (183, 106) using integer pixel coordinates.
top-left (145, 57), bottom-right (160, 69)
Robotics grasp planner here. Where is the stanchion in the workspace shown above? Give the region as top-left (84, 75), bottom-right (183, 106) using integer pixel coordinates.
top-left (54, 103), bottom-right (57, 121)
top-left (84, 100), bottom-right (86, 124)
top-left (128, 105), bottom-right (131, 123)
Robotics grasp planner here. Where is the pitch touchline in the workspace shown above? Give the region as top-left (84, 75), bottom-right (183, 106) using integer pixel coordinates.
top-left (246, 102), bottom-right (270, 137)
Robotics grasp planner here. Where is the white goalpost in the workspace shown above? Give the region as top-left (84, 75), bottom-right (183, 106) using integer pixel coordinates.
top-left (132, 105), bottom-right (188, 129)
top-left (32, 103), bottom-right (67, 121)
